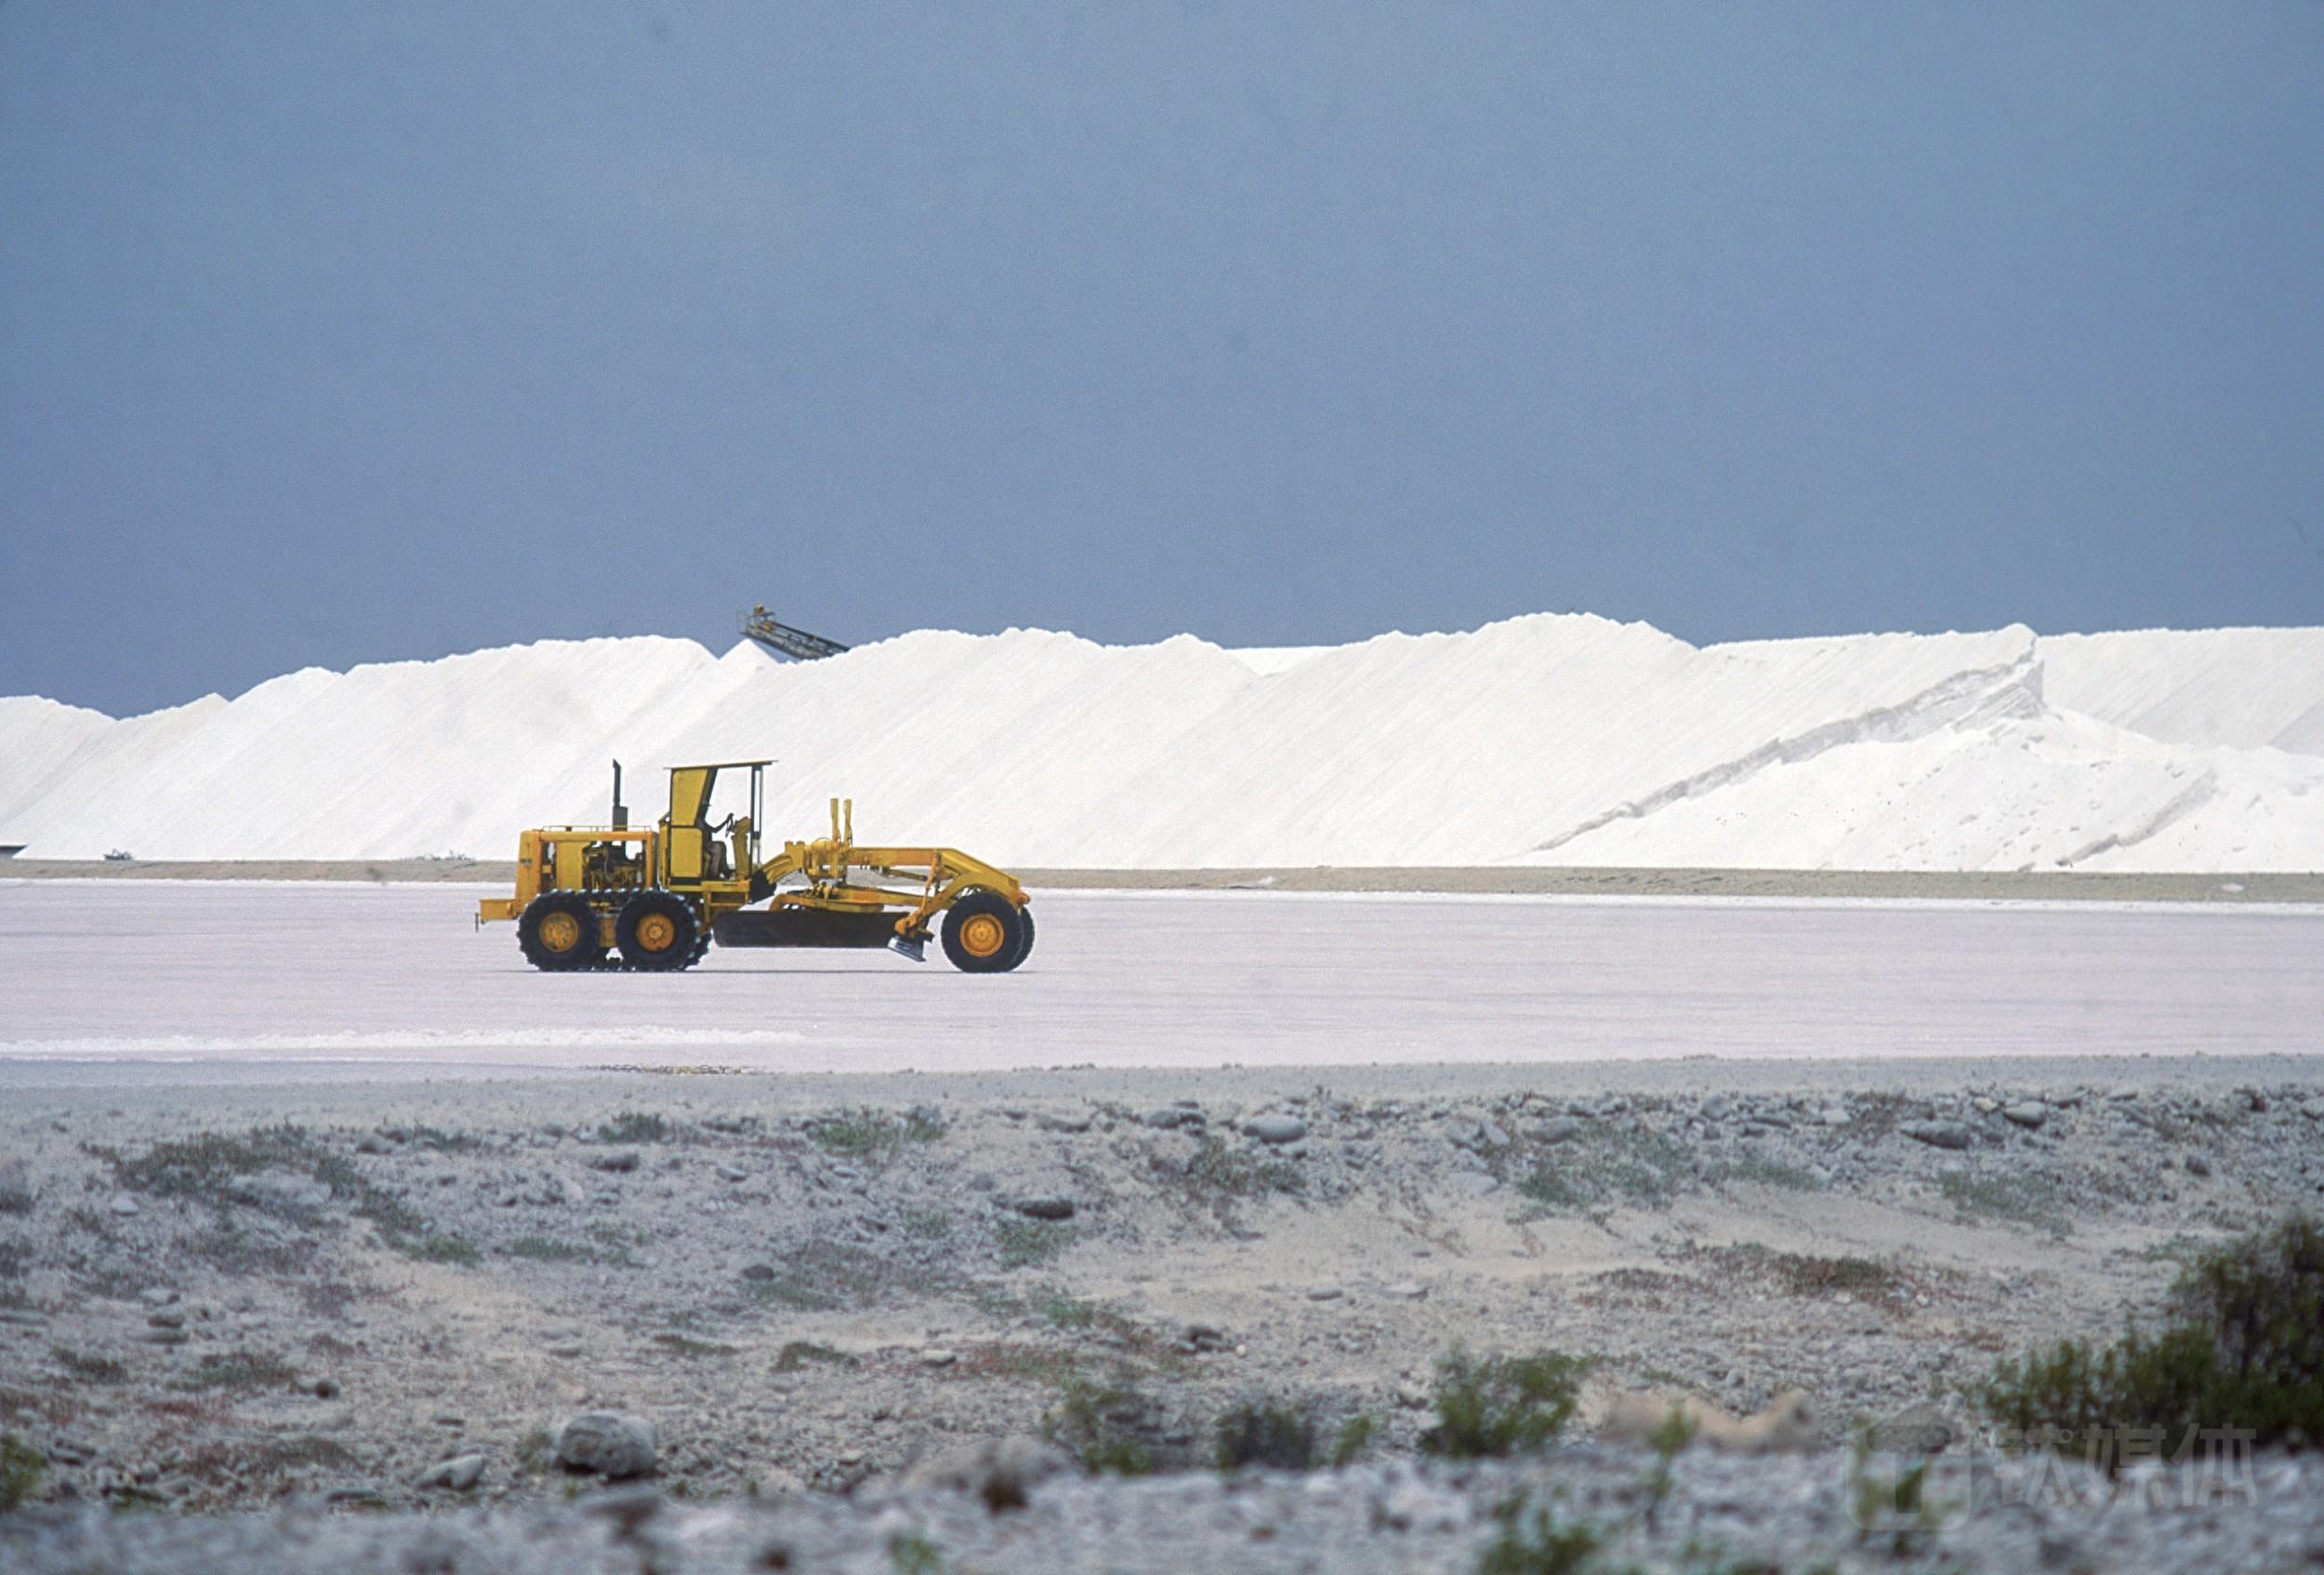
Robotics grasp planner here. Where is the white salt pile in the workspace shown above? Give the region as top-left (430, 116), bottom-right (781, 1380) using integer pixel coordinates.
top-left (3, 615), bottom-right (2318, 869)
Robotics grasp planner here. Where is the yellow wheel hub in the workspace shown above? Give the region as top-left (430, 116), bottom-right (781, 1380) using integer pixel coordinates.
top-left (636, 913), bottom-right (678, 951)
top-left (540, 912), bottom-right (583, 953)
top-left (959, 912), bottom-right (1009, 959)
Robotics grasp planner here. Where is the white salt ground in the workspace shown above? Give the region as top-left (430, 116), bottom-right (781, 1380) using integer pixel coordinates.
top-left (0, 882), bottom-right (2316, 1079)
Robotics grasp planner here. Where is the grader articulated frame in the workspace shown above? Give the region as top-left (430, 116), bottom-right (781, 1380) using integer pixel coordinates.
top-left (477, 761), bottom-right (1034, 974)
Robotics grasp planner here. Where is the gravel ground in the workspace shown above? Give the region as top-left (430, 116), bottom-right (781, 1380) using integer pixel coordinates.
top-left (7, 1446), bottom-right (2321, 1574)
top-left (3, 1057), bottom-right (2321, 1570)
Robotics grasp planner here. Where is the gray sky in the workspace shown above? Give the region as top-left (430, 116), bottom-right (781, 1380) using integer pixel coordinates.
top-left (5, 2), bottom-right (2321, 718)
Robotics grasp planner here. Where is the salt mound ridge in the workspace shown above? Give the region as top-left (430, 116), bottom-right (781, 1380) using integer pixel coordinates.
top-left (3, 616), bottom-right (2319, 869)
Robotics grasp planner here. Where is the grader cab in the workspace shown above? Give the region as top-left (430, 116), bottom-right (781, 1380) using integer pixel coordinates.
top-left (477, 761), bottom-right (1034, 973)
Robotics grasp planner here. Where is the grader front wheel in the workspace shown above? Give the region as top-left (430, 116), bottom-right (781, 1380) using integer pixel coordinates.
top-left (616, 892), bottom-right (702, 972)
top-left (941, 891), bottom-right (1031, 973)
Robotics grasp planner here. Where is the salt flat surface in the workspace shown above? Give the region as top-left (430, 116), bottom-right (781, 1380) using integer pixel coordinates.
top-left (5, 614), bottom-right (2320, 870)
top-left (2, 882), bottom-right (2316, 1079)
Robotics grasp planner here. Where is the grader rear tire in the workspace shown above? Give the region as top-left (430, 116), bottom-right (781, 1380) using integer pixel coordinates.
top-left (616, 892), bottom-right (701, 972)
top-left (518, 893), bottom-right (603, 972)
top-left (941, 891), bottom-right (1030, 973)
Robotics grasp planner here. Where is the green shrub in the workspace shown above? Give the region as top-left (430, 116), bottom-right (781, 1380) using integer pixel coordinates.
top-left (1419, 1348), bottom-right (1591, 1459)
top-left (1330, 1413), bottom-right (1380, 1467)
top-left (181, 1349), bottom-right (299, 1393)
top-left (1043, 1375), bottom-right (1180, 1476)
top-left (995, 1218), bottom-right (1074, 1270)
top-left (1478, 1500), bottom-right (1603, 1575)
top-left (0, 1434), bottom-right (45, 1512)
top-left (1981, 1214), bottom-right (2324, 1459)
top-left (773, 1341), bottom-right (857, 1373)
top-left (597, 1111), bottom-right (672, 1145)
top-left (808, 1107), bottom-right (944, 1162)
top-left (1213, 1397), bottom-right (1318, 1472)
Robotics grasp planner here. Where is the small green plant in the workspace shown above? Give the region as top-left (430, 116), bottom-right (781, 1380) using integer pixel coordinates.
top-left (1516, 1166), bottom-right (1587, 1209)
top-left (1939, 1168), bottom-right (2071, 1238)
top-left (1042, 1294), bottom-right (1098, 1330)
top-left (745, 1239), bottom-right (895, 1311)
top-left (887, 1528), bottom-right (948, 1574)
top-left (773, 1341), bottom-right (857, 1373)
top-left (1704, 1154), bottom-right (1826, 1192)
top-left (1330, 1413), bottom-right (1380, 1467)
top-left (51, 1346), bottom-right (127, 1383)
top-left (1213, 1397), bottom-right (1318, 1472)
top-left (181, 1349), bottom-right (299, 1393)
top-left (400, 1125), bottom-right (483, 1153)
top-left (597, 1111), bottom-right (672, 1145)
top-left (0, 1433), bottom-right (46, 1512)
top-left (1515, 1126), bottom-right (1692, 1211)
top-left (517, 1427), bottom-right (557, 1474)
top-left (1182, 1137), bottom-right (1303, 1199)
top-left (1478, 1499), bottom-right (1604, 1575)
top-left (1420, 1348), bottom-right (1591, 1459)
top-left (653, 1331), bottom-right (740, 1359)
top-left (386, 1230), bottom-right (481, 1266)
top-left (901, 1208), bottom-right (953, 1239)
top-left (1640, 1406), bottom-right (1697, 1530)
top-left (809, 1107), bottom-right (944, 1163)
top-left (1044, 1375), bottom-right (1173, 1475)
top-left (1847, 1425), bottom-right (1948, 1546)
top-left (508, 1235), bottom-right (590, 1264)
top-left (1980, 1214), bottom-right (2324, 1462)
top-left (996, 1218), bottom-right (1074, 1270)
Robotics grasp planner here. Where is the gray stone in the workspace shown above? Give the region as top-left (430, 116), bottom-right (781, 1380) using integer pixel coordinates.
top-left (589, 1149), bottom-right (640, 1173)
top-left (2185, 1153), bottom-right (2212, 1178)
top-left (1011, 1195), bottom-right (1076, 1221)
top-left (1380, 1283), bottom-right (1429, 1302)
top-left (1306, 1286), bottom-right (1344, 1302)
top-left (557, 1411), bottom-right (657, 1479)
top-left (1036, 1112), bottom-right (1092, 1133)
top-left (1536, 1117), bottom-right (1584, 1145)
top-left (1246, 1113), bottom-right (1308, 1145)
top-left (108, 1193), bottom-right (141, 1216)
top-left (1903, 1119), bottom-right (1974, 1150)
top-left (413, 1453), bottom-right (487, 1491)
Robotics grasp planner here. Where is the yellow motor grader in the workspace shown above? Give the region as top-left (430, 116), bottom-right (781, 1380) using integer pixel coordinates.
top-left (477, 761), bottom-right (1033, 973)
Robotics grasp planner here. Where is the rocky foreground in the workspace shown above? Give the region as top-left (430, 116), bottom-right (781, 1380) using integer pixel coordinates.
top-left (7, 1446), bottom-right (2323, 1574)
top-left (2, 1056), bottom-right (2322, 1570)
